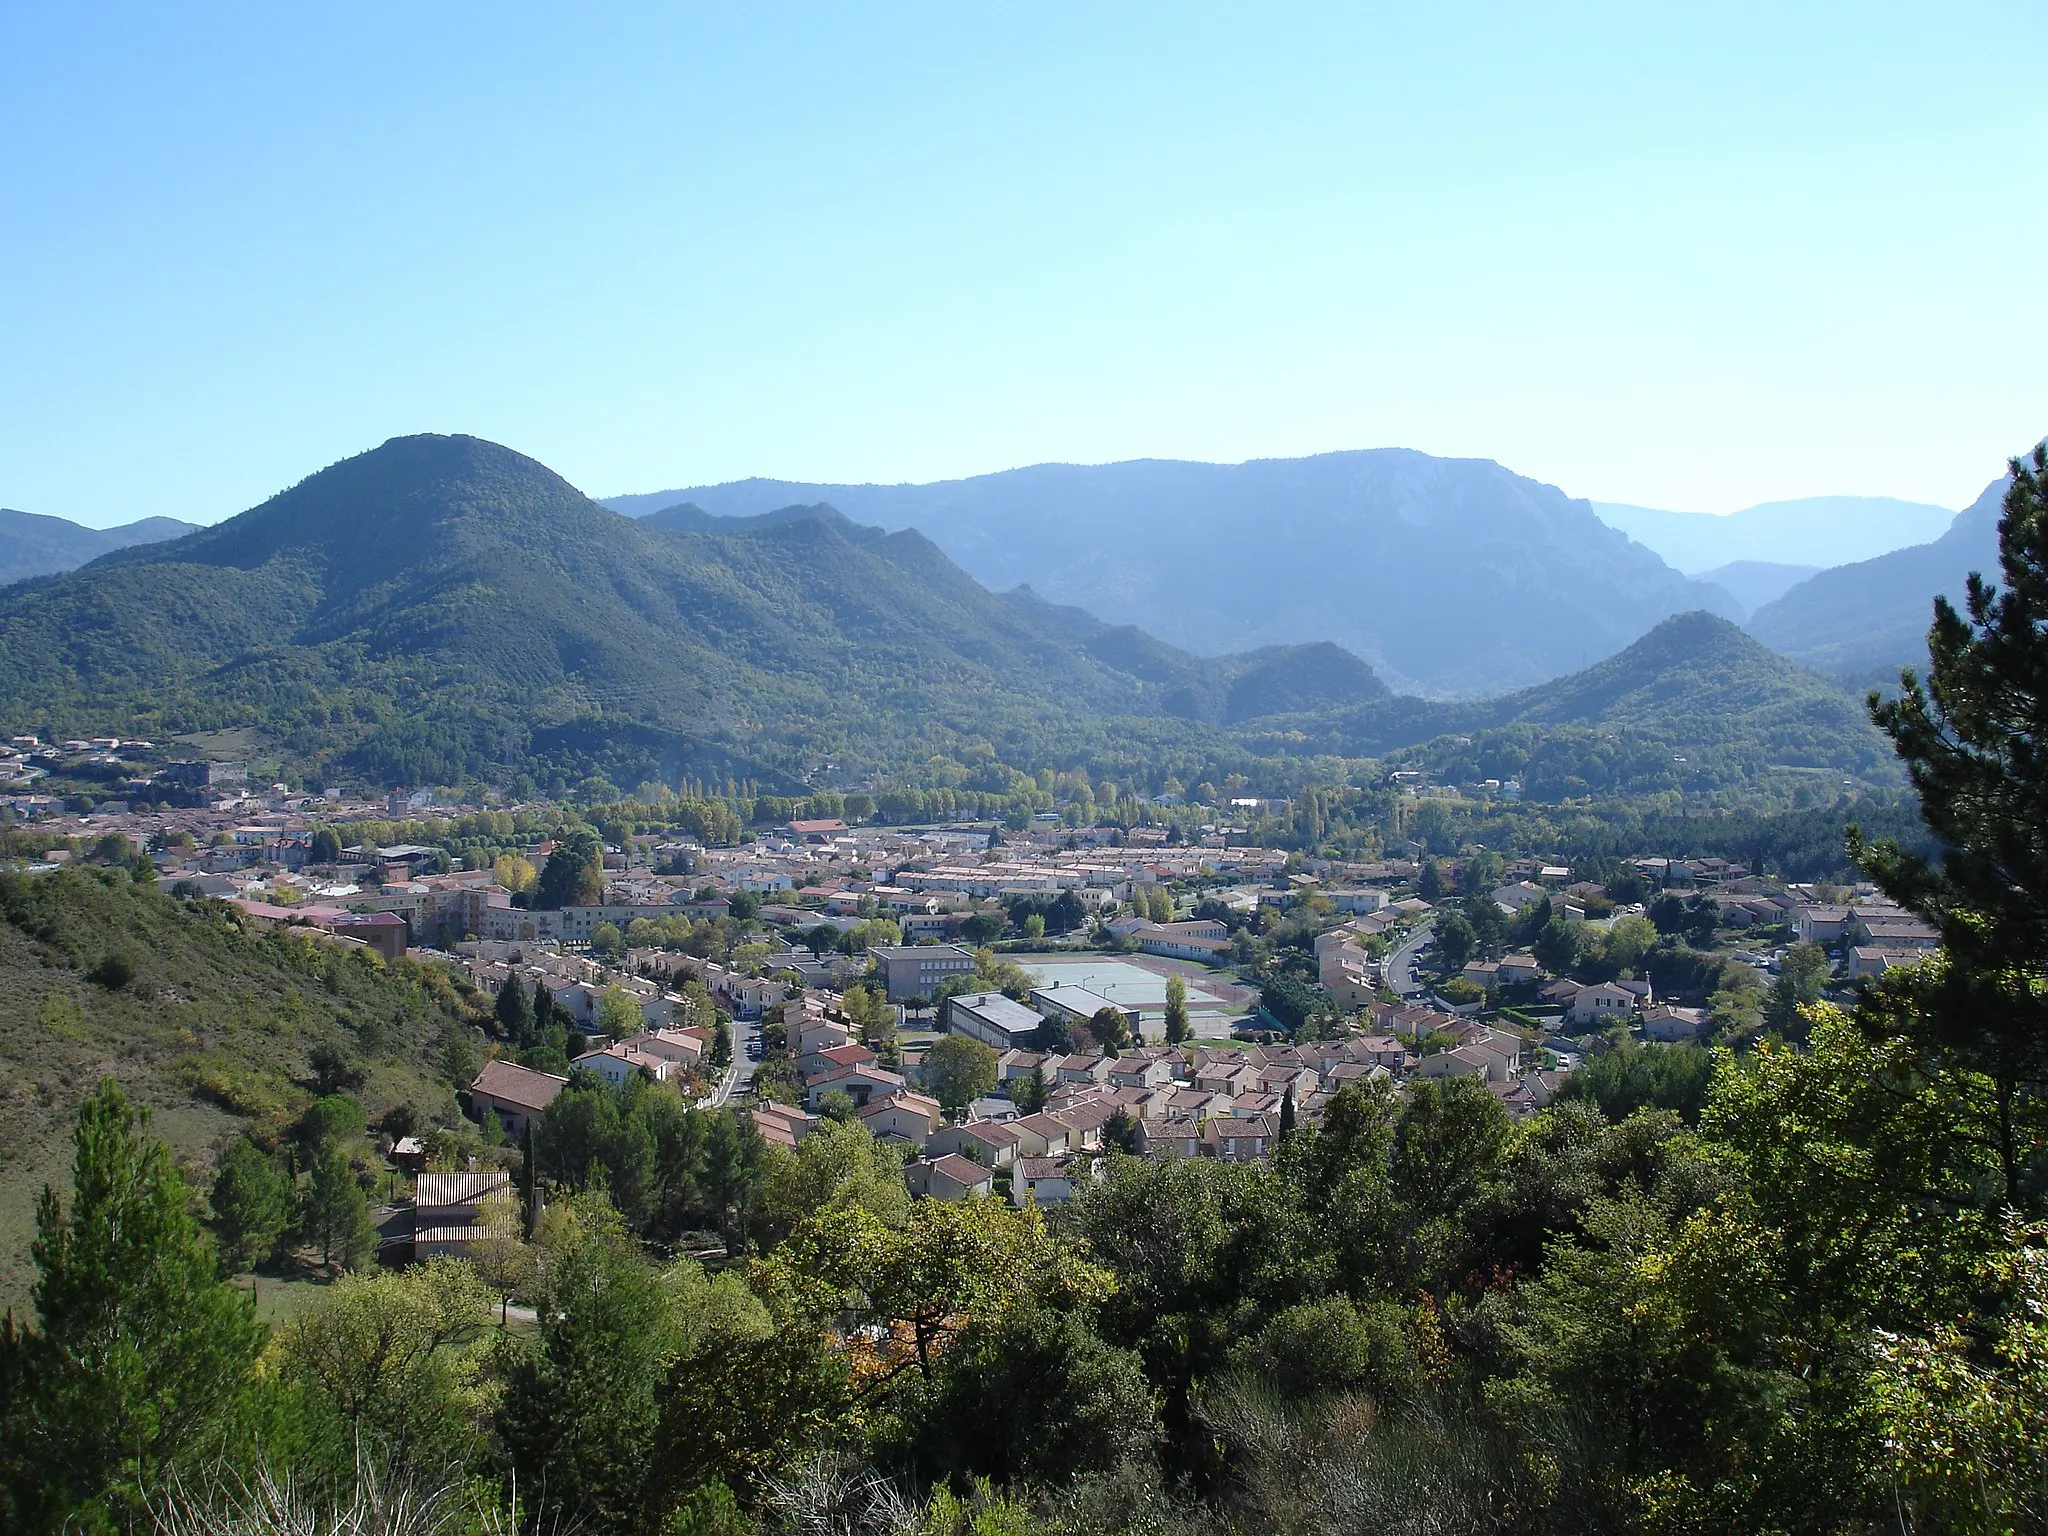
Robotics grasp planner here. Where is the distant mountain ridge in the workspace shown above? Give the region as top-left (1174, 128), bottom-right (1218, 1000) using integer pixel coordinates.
top-left (606, 450), bottom-right (1739, 696)
top-left (1745, 470), bottom-right (2012, 677)
top-left (1693, 561), bottom-right (1822, 615)
top-left (0, 509), bottom-right (198, 586)
top-left (1592, 495), bottom-right (1954, 574)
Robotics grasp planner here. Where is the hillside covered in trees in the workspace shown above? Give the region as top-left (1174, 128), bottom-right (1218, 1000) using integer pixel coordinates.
top-left (0, 435), bottom-right (1388, 792)
top-left (0, 436), bottom-right (1898, 805)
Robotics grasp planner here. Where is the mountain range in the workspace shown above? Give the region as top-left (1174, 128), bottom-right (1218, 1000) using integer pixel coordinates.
top-left (0, 434), bottom-right (1899, 799)
top-left (1590, 495), bottom-right (1955, 575)
top-left (604, 452), bottom-right (1740, 696)
top-left (0, 508), bottom-right (198, 585)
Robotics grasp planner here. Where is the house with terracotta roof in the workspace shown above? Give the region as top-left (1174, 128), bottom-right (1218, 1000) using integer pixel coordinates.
top-left (926, 1120), bottom-right (1019, 1169)
top-left (467, 1059), bottom-right (568, 1138)
top-left (909, 1153), bottom-right (996, 1201)
top-left (860, 1092), bottom-right (942, 1149)
top-left (752, 1103), bottom-right (814, 1150)
top-left (1007, 1112), bottom-right (1073, 1158)
top-left (802, 1062), bottom-right (906, 1111)
top-left (1203, 1113), bottom-right (1276, 1163)
top-left (798, 1041), bottom-right (877, 1081)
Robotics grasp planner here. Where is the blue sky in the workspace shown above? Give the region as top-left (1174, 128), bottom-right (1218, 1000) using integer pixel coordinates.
top-left (3, 3), bottom-right (2044, 527)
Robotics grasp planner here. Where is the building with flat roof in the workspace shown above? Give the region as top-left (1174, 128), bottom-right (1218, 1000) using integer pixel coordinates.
top-left (1028, 983), bottom-right (1139, 1031)
top-left (946, 990), bottom-right (1045, 1051)
top-left (869, 943), bottom-right (977, 1002)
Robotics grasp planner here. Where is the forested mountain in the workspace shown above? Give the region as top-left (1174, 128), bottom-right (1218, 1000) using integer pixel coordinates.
top-left (608, 451), bottom-right (1737, 695)
top-left (1745, 468), bottom-right (2009, 677)
top-left (0, 436), bottom-right (1384, 789)
top-left (0, 508), bottom-right (197, 585)
top-left (1247, 612), bottom-right (1898, 798)
top-left (1592, 495), bottom-right (1954, 573)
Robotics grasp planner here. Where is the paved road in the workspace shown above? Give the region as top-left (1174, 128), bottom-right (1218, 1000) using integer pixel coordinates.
top-left (704, 1013), bottom-right (755, 1107)
top-left (1387, 919), bottom-right (1435, 998)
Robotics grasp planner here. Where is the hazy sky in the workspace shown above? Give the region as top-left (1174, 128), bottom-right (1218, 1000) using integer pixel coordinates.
top-left (3, 3), bottom-right (2044, 528)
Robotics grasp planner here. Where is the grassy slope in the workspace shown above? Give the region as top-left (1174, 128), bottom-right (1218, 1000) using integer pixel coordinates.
top-left (0, 867), bottom-right (487, 1305)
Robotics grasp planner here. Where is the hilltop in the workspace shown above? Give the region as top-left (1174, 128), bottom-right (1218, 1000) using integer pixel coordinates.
top-left (1246, 612), bottom-right (1898, 798)
top-left (0, 435), bottom-right (1385, 788)
top-left (607, 450), bottom-right (1737, 696)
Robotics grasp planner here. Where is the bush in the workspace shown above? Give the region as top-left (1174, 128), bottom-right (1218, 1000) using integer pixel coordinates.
top-left (89, 950), bottom-right (136, 989)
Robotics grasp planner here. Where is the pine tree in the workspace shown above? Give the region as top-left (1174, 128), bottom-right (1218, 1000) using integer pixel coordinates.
top-left (494, 974), bottom-right (533, 1043)
top-left (1164, 974), bottom-right (1190, 1046)
top-left (209, 1136), bottom-right (291, 1272)
top-left (530, 982), bottom-right (557, 1048)
top-left (1856, 442), bottom-right (2048, 1205)
top-left (534, 828), bottom-right (605, 910)
top-left (0, 1080), bottom-right (264, 1532)
top-left (300, 1146), bottom-right (376, 1272)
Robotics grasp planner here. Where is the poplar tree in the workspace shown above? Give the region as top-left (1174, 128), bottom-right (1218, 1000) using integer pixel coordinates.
top-left (1164, 974), bottom-right (1190, 1046)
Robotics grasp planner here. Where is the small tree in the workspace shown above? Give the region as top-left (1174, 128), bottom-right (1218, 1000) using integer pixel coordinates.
top-left (1436, 911), bottom-right (1478, 971)
top-left (1013, 1063), bottom-right (1050, 1114)
top-left (308, 1039), bottom-right (365, 1095)
top-left (596, 984), bottom-right (643, 1041)
top-left (590, 921), bottom-right (624, 957)
top-left (1088, 1005), bottom-right (1131, 1055)
top-left (209, 1136), bottom-right (292, 1271)
top-left (925, 1035), bottom-right (999, 1121)
top-left (492, 852), bottom-right (537, 895)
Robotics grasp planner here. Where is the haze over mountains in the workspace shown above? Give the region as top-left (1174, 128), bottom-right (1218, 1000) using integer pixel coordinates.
top-left (0, 434), bottom-right (1894, 799)
top-left (1747, 467), bottom-right (2012, 680)
top-left (605, 451), bottom-right (1741, 697)
top-left (1590, 495), bottom-right (1955, 574)
top-left (0, 508), bottom-right (198, 585)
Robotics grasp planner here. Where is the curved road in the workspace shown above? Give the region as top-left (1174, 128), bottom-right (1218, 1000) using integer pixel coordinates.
top-left (1386, 918), bottom-right (1435, 998)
